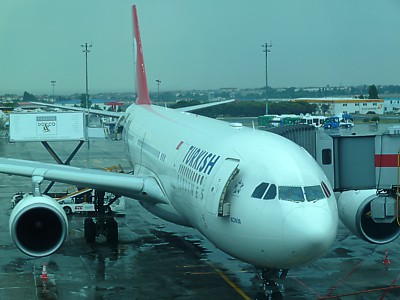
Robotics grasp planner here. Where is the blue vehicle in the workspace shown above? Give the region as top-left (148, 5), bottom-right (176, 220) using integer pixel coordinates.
top-left (324, 114), bottom-right (354, 129)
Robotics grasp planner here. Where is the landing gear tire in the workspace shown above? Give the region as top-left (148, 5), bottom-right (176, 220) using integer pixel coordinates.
top-left (84, 217), bottom-right (96, 243)
top-left (254, 291), bottom-right (283, 300)
top-left (254, 292), bottom-right (268, 300)
top-left (254, 268), bottom-right (286, 300)
top-left (106, 218), bottom-right (118, 244)
top-left (271, 291), bottom-right (283, 300)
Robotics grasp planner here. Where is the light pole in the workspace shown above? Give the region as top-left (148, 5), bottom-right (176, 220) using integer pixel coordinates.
top-left (50, 80), bottom-right (56, 101)
top-left (156, 79), bottom-right (161, 102)
top-left (262, 42), bottom-right (272, 115)
top-left (81, 42), bottom-right (92, 109)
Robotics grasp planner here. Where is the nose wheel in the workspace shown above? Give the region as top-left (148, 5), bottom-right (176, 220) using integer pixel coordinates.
top-left (254, 268), bottom-right (287, 300)
top-left (255, 291), bottom-right (283, 300)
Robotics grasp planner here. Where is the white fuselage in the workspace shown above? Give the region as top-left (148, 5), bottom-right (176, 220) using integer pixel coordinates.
top-left (123, 104), bottom-right (338, 269)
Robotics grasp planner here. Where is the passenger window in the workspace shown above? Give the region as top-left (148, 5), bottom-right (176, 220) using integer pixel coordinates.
top-left (304, 185), bottom-right (325, 201)
top-left (263, 184), bottom-right (276, 200)
top-left (279, 186), bottom-right (305, 202)
top-left (251, 182), bottom-right (269, 199)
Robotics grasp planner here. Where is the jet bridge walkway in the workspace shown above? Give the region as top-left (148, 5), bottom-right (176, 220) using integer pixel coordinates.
top-left (267, 124), bottom-right (400, 192)
top-left (268, 123), bottom-right (400, 231)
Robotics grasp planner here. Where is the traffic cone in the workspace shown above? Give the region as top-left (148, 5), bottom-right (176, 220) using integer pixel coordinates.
top-left (383, 249), bottom-right (391, 270)
top-left (40, 262), bottom-right (48, 291)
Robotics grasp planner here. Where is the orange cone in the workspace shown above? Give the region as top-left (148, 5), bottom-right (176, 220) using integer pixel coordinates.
top-left (40, 262), bottom-right (48, 289)
top-left (383, 249), bottom-right (391, 270)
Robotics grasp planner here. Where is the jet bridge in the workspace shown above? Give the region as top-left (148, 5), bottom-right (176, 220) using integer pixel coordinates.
top-left (315, 126), bottom-right (400, 192)
top-left (268, 124), bottom-right (400, 244)
top-left (268, 124), bottom-right (400, 192)
top-left (315, 126), bottom-right (400, 245)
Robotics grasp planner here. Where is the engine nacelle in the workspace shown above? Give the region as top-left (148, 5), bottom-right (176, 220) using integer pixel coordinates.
top-left (338, 189), bottom-right (400, 244)
top-left (10, 194), bottom-right (68, 257)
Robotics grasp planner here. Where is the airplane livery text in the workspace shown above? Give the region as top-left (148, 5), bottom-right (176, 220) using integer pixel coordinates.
top-left (182, 146), bottom-right (220, 175)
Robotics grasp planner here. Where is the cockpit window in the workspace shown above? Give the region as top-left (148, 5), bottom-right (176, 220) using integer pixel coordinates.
top-left (279, 186), bottom-right (305, 202)
top-left (304, 185), bottom-right (325, 201)
top-left (253, 183), bottom-right (327, 202)
top-left (251, 182), bottom-right (269, 199)
top-left (263, 184), bottom-right (276, 200)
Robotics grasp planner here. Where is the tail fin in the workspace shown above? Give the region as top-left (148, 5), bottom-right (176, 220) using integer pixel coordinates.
top-left (132, 5), bottom-right (151, 105)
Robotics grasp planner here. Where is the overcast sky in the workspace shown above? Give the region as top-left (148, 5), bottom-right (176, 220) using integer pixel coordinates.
top-left (1, 0), bottom-right (399, 95)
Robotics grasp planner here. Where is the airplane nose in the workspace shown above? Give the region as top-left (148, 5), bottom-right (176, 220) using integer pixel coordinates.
top-left (283, 206), bottom-right (337, 264)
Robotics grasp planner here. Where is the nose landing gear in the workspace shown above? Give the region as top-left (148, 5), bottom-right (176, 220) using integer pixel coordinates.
top-left (254, 268), bottom-right (287, 300)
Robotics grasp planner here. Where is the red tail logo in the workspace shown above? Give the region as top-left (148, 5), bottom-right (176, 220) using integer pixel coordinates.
top-left (132, 5), bottom-right (151, 105)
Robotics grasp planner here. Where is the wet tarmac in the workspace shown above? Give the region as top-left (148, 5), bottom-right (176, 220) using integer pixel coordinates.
top-left (0, 135), bottom-right (400, 299)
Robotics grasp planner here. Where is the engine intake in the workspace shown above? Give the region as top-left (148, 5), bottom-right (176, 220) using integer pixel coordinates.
top-left (10, 195), bottom-right (68, 257)
top-left (338, 189), bottom-right (400, 244)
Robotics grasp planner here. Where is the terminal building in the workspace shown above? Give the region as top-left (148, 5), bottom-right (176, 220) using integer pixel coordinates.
top-left (383, 98), bottom-right (400, 113)
top-left (293, 98), bottom-right (385, 115)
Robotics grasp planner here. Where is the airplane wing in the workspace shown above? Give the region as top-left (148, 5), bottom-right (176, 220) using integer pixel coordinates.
top-left (32, 100), bottom-right (235, 115)
top-left (175, 99), bottom-right (235, 112)
top-left (31, 102), bottom-right (122, 118)
top-left (0, 157), bottom-right (168, 205)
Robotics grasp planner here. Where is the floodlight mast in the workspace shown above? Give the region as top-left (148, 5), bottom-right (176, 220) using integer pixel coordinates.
top-left (262, 42), bottom-right (272, 115)
top-left (156, 79), bottom-right (161, 103)
top-left (81, 42), bottom-right (92, 110)
top-left (50, 80), bottom-right (56, 101)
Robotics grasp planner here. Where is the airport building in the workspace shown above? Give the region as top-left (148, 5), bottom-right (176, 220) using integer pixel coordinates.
top-left (293, 98), bottom-right (385, 115)
top-left (383, 98), bottom-right (400, 113)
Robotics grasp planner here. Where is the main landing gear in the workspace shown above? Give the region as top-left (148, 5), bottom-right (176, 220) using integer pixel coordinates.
top-left (84, 190), bottom-right (119, 245)
top-left (254, 268), bottom-right (288, 300)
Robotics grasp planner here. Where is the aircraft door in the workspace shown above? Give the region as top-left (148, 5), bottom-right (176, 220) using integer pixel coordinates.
top-left (206, 158), bottom-right (239, 217)
top-left (123, 117), bottom-right (132, 157)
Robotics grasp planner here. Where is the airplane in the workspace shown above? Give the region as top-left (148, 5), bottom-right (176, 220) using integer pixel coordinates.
top-left (0, 5), bottom-right (339, 299)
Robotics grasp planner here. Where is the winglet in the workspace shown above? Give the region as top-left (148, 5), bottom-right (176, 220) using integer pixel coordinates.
top-left (132, 5), bottom-right (151, 105)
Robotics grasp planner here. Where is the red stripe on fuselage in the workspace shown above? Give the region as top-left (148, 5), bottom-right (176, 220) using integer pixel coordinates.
top-left (375, 154), bottom-right (399, 167)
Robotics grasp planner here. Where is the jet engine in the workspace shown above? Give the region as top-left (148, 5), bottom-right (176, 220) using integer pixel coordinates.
top-left (338, 189), bottom-right (400, 244)
top-left (9, 194), bottom-right (68, 257)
